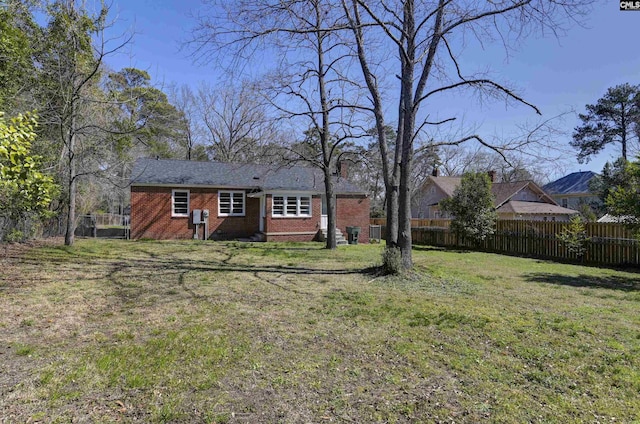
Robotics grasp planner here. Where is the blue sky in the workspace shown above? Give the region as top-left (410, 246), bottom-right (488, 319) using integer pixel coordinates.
top-left (105, 0), bottom-right (639, 180)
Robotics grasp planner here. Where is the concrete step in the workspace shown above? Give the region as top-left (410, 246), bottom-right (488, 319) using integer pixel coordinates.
top-left (320, 229), bottom-right (345, 235)
top-left (319, 228), bottom-right (349, 244)
top-left (249, 232), bottom-right (266, 242)
top-left (237, 232), bottom-right (265, 242)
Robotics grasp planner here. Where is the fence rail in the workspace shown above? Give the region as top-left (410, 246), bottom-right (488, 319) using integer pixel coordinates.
top-left (370, 219), bottom-right (640, 267)
top-left (92, 213), bottom-right (129, 228)
top-left (76, 214), bottom-right (130, 239)
top-left (370, 218), bottom-right (452, 228)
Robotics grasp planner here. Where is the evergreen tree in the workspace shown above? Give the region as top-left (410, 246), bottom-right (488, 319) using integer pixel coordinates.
top-left (441, 172), bottom-right (497, 246)
top-left (589, 158), bottom-right (629, 208)
top-left (107, 68), bottom-right (186, 159)
top-left (605, 158), bottom-right (640, 233)
top-left (571, 84), bottom-right (640, 163)
top-left (558, 215), bottom-right (590, 259)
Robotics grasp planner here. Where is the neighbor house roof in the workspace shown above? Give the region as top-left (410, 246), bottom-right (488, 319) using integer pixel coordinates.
top-left (428, 176), bottom-right (557, 208)
top-left (496, 200), bottom-right (578, 215)
top-left (542, 171), bottom-right (598, 195)
top-left (130, 158), bottom-right (366, 194)
top-left (429, 176), bottom-right (461, 197)
top-left (596, 214), bottom-right (636, 223)
top-left (492, 181), bottom-right (557, 208)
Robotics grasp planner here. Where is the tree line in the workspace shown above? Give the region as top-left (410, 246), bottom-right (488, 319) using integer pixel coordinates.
top-left (0, 0), bottom-right (292, 245)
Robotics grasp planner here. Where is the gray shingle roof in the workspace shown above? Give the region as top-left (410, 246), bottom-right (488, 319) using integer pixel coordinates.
top-left (542, 171), bottom-right (597, 195)
top-left (130, 158), bottom-right (366, 194)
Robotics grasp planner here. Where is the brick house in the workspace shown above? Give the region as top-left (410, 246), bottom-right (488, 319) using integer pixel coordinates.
top-left (130, 158), bottom-right (370, 242)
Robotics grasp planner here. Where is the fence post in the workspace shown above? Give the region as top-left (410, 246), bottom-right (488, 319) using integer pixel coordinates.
top-left (91, 214), bottom-right (97, 238)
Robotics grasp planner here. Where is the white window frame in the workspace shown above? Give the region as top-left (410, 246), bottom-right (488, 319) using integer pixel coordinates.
top-left (218, 190), bottom-right (245, 217)
top-left (172, 189), bottom-right (190, 217)
top-left (272, 194), bottom-right (312, 218)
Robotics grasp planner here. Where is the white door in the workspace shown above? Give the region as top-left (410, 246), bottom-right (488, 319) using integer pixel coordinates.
top-left (321, 195), bottom-right (328, 230)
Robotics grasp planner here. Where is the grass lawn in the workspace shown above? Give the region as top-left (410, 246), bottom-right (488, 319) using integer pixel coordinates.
top-left (1, 239), bottom-right (639, 423)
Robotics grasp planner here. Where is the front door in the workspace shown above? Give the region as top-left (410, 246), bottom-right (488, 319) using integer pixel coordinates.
top-left (321, 194), bottom-right (328, 230)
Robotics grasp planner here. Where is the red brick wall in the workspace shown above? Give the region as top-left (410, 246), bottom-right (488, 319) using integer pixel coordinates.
top-left (262, 193), bottom-right (370, 243)
top-left (263, 194), bottom-right (322, 240)
top-left (336, 195), bottom-right (370, 244)
top-left (131, 186), bottom-right (259, 240)
top-left (131, 186), bottom-right (182, 239)
top-left (131, 187), bottom-right (370, 243)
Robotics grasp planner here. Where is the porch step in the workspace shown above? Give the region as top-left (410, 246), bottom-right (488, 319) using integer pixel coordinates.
top-left (319, 228), bottom-right (349, 245)
top-left (249, 232), bottom-right (266, 242)
top-left (237, 232), bottom-right (266, 242)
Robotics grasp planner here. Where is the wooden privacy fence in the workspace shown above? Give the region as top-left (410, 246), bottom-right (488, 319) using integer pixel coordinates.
top-left (370, 219), bottom-right (640, 267)
top-left (370, 218), bottom-right (451, 228)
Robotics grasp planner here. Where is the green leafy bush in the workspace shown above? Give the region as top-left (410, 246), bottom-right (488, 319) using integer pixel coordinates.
top-left (0, 112), bottom-right (58, 235)
top-left (3, 229), bottom-right (24, 243)
top-left (557, 215), bottom-right (590, 259)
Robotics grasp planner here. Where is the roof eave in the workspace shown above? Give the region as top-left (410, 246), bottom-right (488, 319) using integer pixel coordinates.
top-left (131, 182), bottom-right (261, 190)
top-left (131, 183), bottom-right (366, 196)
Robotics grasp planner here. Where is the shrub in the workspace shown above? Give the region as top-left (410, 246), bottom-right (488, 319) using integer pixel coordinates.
top-left (381, 246), bottom-right (403, 275)
top-left (558, 215), bottom-right (590, 259)
top-left (3, 228), bottom-right (24, 243)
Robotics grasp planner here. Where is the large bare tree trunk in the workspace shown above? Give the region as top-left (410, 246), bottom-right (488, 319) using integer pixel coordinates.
top-left (323, 168), bottom-right (337, 249)
top-left (344, 0), bottom-right (400, 247)
top-left (316, 2), bottom-right (337, 250)
top-left (395, 0), bottom-right (416, 268)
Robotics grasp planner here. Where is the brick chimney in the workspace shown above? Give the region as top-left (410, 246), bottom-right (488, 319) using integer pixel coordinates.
top-left (487, 170), bottom-right (496, 183)
top-left (338, 160), bottom-right (349, 178)
top-left (432, 167), bottom-right (439, 177)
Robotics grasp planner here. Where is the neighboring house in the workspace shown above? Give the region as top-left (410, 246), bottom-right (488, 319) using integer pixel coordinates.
top-left (130, 158), bottom-right (370, 242)
top-left (597, 214), bottom-right (636, 224)
top-left (412, 171), bottom-right (578, 221)
top-left (542, 171), bottom-right (602, 212)
top-left (597, 214), bottom-right (622, 223)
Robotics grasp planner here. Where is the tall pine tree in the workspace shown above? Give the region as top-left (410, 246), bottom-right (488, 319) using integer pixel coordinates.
top-left (571, 83), bottom-right (640, 163)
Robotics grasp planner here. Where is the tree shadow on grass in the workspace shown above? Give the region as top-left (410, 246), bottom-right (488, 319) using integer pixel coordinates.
top-left (3, 246), bottom-right (372, 287)
top-left (232, 243), bottom-right (323, 252)
top-left (523, 272), bottom-right (640, 292)
top-left (2, 240), bottom-right (384, 309)
top-left (412, 245), bottom-right (474, 254)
